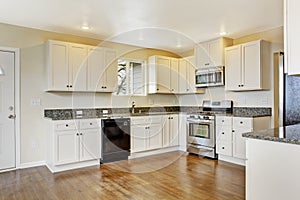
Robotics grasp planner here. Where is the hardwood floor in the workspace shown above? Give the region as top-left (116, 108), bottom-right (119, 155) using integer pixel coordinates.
top-left (0, 151), bottom-right (245, 200)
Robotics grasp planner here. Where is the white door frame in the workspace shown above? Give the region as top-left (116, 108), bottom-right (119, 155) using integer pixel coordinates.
top-left (0, 46), bottom-right (20, 169)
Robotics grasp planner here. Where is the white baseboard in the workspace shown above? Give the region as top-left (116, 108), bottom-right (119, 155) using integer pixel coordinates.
top-left (130, 146), bottom-right (184, 159)
top-left (46, 160), bottom-right (100, 173)
top-left (19, 161), bottom-right (46, 169)
top-left (218, 154), bottom-right (245, 166)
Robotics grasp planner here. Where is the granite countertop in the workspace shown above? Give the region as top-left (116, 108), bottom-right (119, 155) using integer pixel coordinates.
top-left (216, 113), bottom-right (271, 118)
top-left (44, 106), bottom-right (272, 120)
top-left (242, 124), bottom-right (300, 145)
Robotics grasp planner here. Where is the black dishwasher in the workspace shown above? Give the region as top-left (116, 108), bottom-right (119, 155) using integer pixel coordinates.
top-left (101, 118), bottom-right (130, 163)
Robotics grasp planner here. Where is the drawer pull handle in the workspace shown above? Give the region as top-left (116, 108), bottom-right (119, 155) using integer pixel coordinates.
top-left (90, 123), bottom-right (93, 125)
top-left (222, 120), bottom-right (224, 122)
top-left (222, 147), bottom-right (225, 149)
top-left (222, 132), bottom-right (224, 135)
top-left (240, 121), bottom-right (243, 124)
top-left (66, 124), bottom-right (69, 127)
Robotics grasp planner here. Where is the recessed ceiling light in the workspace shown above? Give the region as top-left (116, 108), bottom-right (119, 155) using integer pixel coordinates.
top-left (219, 31), bottom-right (227, 36)
top-left (81, 25), bottom-right (90, 30)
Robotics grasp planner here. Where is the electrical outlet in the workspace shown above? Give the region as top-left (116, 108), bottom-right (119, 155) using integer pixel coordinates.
top-left (76, 110), bottom-right (83, 115)
top-left (261, 97), bottom-right (268, 105)
top-left (30, 98), bottom-right (41, 106)
top-left (102, 110), bottom-right (108, 114)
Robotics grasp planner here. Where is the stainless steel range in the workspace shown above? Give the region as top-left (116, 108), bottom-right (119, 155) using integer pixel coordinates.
top-left (187, 100), bottom-right (233, 159)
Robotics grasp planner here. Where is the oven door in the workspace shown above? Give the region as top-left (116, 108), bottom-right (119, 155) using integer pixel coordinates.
top-left (187, 120), bottom-right (215, 147)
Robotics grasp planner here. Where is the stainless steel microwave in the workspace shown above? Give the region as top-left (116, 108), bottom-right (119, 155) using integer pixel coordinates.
top-left (195, 66), bottom-right (225, 88)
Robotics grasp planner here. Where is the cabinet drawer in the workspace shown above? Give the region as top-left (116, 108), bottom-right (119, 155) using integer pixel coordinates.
top-left (149, 115), bottom-right (163, 124)
top-left (131, 116), bottom-right (148, 125)
top-left (54, 120), bottom-right (78, 131)
top-left (216, 141), bottom-right (232, 156)
top-left (216, 126), bottom-right (232, 141)
top-left (233, 117), bottom-right (253, 130)
top-left (216, 116), bottom-right (232, 126)
top-left (80, 119), bottom-right (101, 129)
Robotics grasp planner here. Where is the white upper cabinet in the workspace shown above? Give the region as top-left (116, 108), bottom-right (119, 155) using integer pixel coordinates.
top-left (87, 47), bottom-right (117, 92)
top-left (170, 58), bottom-right (179, 93)
top-left (46, 40), bottom-right (70, 91)
top-left (148, 55), bottom-right (179, 94)
top-left (285, 0), bottom-right (300, 75)
top-left (195, 37), bottom-right (233, 68)
top-left (178, 58), bottom-right (196, 94)
top-left (69, 43), bottom-right (88, 91)
top-left (225, 40), bottom-right (270, 91)
top-left (225, 45), bottom-right (242, 91)
top-left (46, 40), bottom-right (117, 92)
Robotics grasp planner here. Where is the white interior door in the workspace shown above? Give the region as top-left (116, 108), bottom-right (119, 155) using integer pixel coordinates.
top-left (0, 50), bottom-right (15, 170)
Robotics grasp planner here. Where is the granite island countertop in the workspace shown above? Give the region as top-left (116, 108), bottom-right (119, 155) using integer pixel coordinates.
top-left (242, 124), bottom-right (300, 145)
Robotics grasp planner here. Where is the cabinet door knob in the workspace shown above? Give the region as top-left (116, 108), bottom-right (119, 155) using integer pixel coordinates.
top-left (222, 132), bottom-right (224, 135)
top-left (69, 85), bottom-right (72, 88)
top-left (90, 123), bottom-right (93, 125)
top-left (238, 85), bottom-right (241, 87)
top-left (222, 120), bottom-right (224, 122)
top-left (66, 124), bottom-right (69, 127)
top-left (80, 133), bottom-right (83, 135)
top-left (222, 147), bottom-right (225, 149)
top-left (240, 121), bottom-right (243, 124)
top-left (76, 133), bottom-right (79, 136)
top-left (66, 85), bottom-right (69, 88)
top-left (205, 63), bottom-right (210, 66)
top-left (232, 130), bottom-right (235, 133)
top-left (157, 88), bottom-right (159, 91)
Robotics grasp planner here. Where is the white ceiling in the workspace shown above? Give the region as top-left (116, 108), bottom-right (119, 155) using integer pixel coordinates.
top-left (0, 0), bottom-right (283, 53)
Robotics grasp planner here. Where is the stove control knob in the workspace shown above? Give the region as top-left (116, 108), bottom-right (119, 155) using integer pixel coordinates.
top-left (203, 116), bottom-right (209, 120)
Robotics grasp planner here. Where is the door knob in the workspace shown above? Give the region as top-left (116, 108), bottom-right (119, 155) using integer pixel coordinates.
top-left (8, 114), bottom-right (16, 119)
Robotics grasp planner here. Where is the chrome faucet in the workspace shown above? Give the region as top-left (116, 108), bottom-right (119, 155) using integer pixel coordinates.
top-left (131, 101), bottom-right (135, 114)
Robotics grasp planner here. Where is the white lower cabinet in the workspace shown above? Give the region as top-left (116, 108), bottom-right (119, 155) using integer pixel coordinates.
top-left (216, 116), bottom-right (270, 165)
top-left (131, 116), bottom-right (163, 153)
top-left (47, 119), bottom-right (101, 172)
top-left (54, 130), bottom-right (79, 165)
top-left (162, 114), bottom-right (179, 147)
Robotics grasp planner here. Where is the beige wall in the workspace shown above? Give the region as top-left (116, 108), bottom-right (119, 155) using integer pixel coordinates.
top-left (0, 23), bottom-right (178, 164)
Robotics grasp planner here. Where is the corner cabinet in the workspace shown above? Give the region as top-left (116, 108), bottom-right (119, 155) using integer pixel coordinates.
top-left (148, 56), bottom-right (179, 94)
top-left (215, 115), bottom-right (270, 166)
top-left (46, 119), bottom-right (101, 172)
top-left (46, 40), bottom-right (117, 92)
top-left (148, 55), bottom-right (196, 94)
top-left (285, 0), bottom-right (300, 75)
top-left (225, 40), bottom-right (270, 91)
top-left (178, 58), bottom-right (196, 94)
top-left (195, 37), bottom-right (233, 68)
top-left (162, 114), bottom-right (179, 147)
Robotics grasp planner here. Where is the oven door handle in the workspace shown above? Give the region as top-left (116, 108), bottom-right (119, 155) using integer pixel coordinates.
top-left (187, 120), bottom-right (212, 125)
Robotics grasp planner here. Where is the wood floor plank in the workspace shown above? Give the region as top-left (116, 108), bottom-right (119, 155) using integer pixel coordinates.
top-left (0, 151), bottom-right (245, 199)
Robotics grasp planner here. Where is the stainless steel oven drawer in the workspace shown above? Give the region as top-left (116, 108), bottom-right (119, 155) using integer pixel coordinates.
top-left (187, 144), bottom-right (217, 159)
